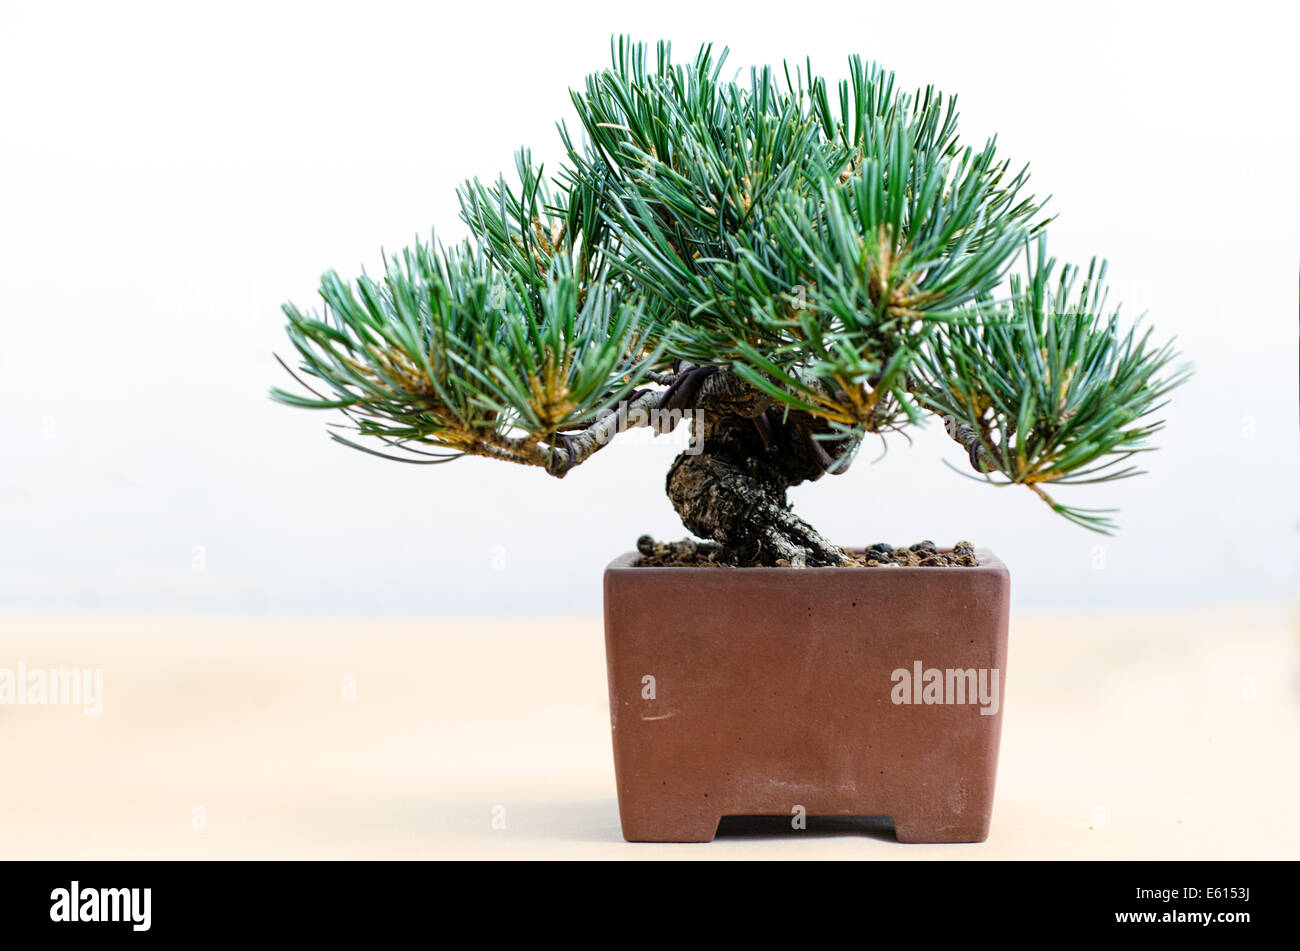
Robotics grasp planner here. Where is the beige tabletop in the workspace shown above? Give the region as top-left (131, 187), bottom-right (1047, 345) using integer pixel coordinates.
top-left (1, 602), bottom-right (1296, 859)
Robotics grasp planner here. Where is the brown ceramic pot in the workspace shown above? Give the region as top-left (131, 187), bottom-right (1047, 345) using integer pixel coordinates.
top-left (603, 549), bottom-right (1010, 843)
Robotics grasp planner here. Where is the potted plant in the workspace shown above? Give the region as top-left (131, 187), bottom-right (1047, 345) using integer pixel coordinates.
top-left (272, 40), bottom-right (1188, 842)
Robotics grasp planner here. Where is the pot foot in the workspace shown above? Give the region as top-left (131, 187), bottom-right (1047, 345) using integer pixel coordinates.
top-left (619, 812), bottom-right (720, 843)
top-left (892, 813), bottom-right (991, 844)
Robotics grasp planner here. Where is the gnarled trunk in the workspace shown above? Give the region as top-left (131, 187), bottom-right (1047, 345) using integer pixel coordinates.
top-left (659, 365), bottom-right (858, 566)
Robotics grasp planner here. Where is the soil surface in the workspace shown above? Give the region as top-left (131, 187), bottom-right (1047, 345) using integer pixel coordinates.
top-left (635, 535), bottom-right (979, 568)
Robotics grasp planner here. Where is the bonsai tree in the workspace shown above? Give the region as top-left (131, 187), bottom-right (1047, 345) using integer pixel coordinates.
top-left (273, 40), bottom-right (1188, 567)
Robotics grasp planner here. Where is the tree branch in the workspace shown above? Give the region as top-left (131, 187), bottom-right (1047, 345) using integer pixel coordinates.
top-left (942, 414), bottom-right (999, 473)
top-left (537, 387), bottom-right (683, 477)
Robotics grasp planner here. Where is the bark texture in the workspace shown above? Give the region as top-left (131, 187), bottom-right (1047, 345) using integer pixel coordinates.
top-left (661, 364), bottom-right (858, 566)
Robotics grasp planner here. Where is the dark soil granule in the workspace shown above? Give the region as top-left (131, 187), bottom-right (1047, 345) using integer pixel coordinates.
top-left (635, 536), bottom-right (979, 568)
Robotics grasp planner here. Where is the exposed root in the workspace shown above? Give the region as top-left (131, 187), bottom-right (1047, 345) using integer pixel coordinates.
top-left (651, 367), bottom-right (864, 567)
top-left (665, 451), bottom-right (852, 566)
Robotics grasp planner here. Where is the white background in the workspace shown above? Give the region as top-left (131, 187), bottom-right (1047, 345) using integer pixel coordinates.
top-left (1, 0), bottom-right (1296, 615)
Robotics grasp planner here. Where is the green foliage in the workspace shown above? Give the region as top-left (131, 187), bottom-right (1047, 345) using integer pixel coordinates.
top-left (272, 237), bottom-right (657, 463)
top-left (457, 149), bottom-right (611, 293)
top-left (912, 237), bottom-right (1191, 531)
top-left (563, 40), bottom-right (1043, 430)
top-left (273, 36), bottom-right (1189, 531)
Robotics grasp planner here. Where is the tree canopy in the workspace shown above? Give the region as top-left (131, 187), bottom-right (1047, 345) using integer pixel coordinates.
top-left (274, 38), bottom-right (1188, 534)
